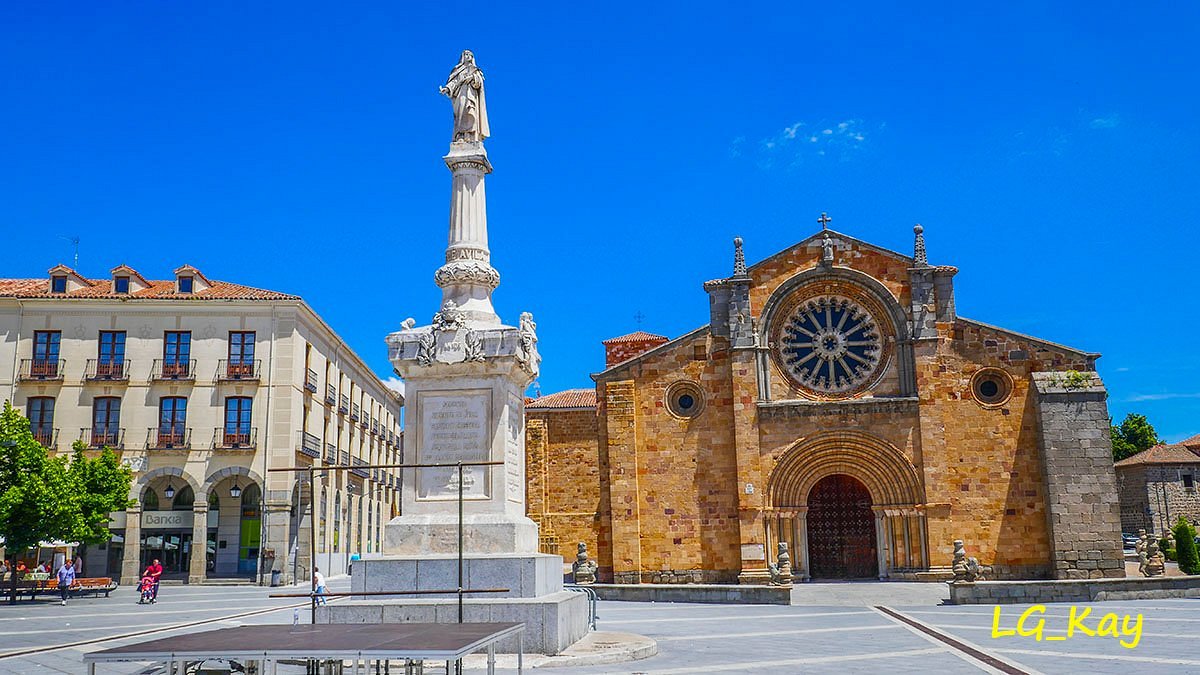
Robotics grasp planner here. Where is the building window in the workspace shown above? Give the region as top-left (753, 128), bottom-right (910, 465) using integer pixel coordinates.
top-left (171, 485), bottom-right (195, 511)
top-left (92, 397), bottom-right (121, 446)
top-left (971, 368), bottom-right (1013, 407)
top-left (666, 381), bottom-right (706, 419)
top-left (51, 276), bottom-right (67, 293)
top-left (178, 276), bottom-right (194, 293)
top-left (163, 331), bottom-right (191, 376)
top-left (224, 397), bottom-right (253, 444)
top-left (114, 276), bottom-right (130, 294)
top-left (159, 397), bottom-right (188, 438)
top-left (143, 488), bottom-right (160, 510)
top-left (1185, 474), bottom-right (1195, 490)
top-left (33, 330), bottom-right (61, 363)
top-left (27, 397), bottom-right (55, 445)
top-left (228, 331), bottom-right (256, 378)
top-left (99, 331), bottom-right (126, 364)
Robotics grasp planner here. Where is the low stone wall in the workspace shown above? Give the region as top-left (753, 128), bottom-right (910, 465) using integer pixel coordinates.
top-left (949, 575), bottom-right (1200, 604)
top-left (586, 583), bottom-right (791, 605)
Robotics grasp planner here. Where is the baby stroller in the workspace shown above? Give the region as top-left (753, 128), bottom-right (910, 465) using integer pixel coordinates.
top-left (137, 575), bottom-right (157, 604)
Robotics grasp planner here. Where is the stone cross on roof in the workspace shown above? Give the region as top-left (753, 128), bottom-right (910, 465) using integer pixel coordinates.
top-left (817, 212), bottom-right (831, 230)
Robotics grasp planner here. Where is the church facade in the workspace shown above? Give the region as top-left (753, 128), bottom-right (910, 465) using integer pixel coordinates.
top-left (526, 224), bottom-right (1125, 583)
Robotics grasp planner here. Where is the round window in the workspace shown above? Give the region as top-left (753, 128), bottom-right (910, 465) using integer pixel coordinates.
top-left (666, 382), bottom-right (705, 419)
top-left (971, 369), bottom-right (1013, 407)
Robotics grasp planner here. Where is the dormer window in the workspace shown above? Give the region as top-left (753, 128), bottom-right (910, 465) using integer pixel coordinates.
top-left (51, 276), bottom-right (67, 293)
top-left (178, 276), bottom-right (194, 293)
top-left (114, 276), bottom-right (130, 294)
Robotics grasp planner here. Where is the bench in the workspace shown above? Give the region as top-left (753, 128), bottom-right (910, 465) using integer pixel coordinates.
top-left (3, 576), bottom-right (117, 600)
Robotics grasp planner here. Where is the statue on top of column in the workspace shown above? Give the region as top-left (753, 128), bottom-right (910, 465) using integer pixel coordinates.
top-left (440, 50), bottom-right (490, 143)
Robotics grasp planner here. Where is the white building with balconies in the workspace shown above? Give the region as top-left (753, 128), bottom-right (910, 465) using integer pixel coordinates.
top-left (0, 264), bottom-right (403, 585)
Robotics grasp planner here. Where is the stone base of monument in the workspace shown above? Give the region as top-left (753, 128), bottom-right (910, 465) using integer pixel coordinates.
top-left (319, 553), bottom-right (590, 654)
top-left (382, 513), bottom-right (540, 556)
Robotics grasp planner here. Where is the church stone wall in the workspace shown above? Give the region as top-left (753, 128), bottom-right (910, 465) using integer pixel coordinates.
top-left (598, 331), bottom-right (742, 583)
top-left (524, 410), bottom-right (601, 571)
top-left (1031, 372), bottom-right (1125, 579)
top-left (1116, 464), bottom-right (1200, 536)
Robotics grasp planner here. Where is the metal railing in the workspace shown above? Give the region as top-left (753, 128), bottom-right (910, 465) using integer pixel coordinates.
top-left (19, 358), bottom-right (64, 381)
top-left (147, 427), bottom-right (192, 449)
top-left (351, 457), bottom-right (370, 478)
top-left (32, 428), bottom-right (58, 449)
top-left (150, 359), bottom-right (196, 380)
top-left (80, 427), bottom-right (124, 449)
top-left (298, 431), bottom-right (321, 458)
top-left (304, 369), bottom-right (319, 393)
top-left (564, 585), bottom-right (599, 630)
top-left (350, 403), bottom-right (360, 421)
top-left (339, 450), bottom-right (350, 466)
top-left (84, 359), bottom-right (129, 381)
top-left (212, 427), bottom-right (257, 449)
top-left (324, 442), bottom-right (337, 464)
top-left (371, 419), bottom-right (379, 435)
top-left (217, 359), bottom-right (261, 381)
top-left (325, 384), bottom-right (337, 405)
top-left (338, 394), bottom-right (349, 415)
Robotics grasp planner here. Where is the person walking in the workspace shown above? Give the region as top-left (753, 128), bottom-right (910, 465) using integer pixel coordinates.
top-left (56, 558), bottom-right (76, 605)
top-left (73, 554), bottom-right (84, 576)
top-left (313, 567), bottom-right (328, 605)
top-left (143, 558), bottom-right (163, 603)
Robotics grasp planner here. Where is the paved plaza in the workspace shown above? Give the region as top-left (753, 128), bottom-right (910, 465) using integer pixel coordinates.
top-left (3, 580), bottom-right (1200, 674)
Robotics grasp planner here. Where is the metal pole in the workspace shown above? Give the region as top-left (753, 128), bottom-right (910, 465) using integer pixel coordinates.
top-left (457, 462), bottom-right (464, 624)
top-left (310, 466), bottom-right (318, 625)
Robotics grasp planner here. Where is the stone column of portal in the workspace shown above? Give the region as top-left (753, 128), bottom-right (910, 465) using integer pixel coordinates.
top-left (120, 507), bottom-right (143, 586)
top-left (796, 507), bottom-right (809, 581)
top-left (189, 504), bottom-right (208, 584)
top-left (873, 509), bottom-right (888, 580)
top-left (435, 142), bottom-right (501, 326)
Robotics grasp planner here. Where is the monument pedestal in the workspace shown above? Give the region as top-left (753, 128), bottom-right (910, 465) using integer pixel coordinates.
top-left (383, 513), bottom-right (539, 556)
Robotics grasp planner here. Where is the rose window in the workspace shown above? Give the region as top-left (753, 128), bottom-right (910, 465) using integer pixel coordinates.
top-left (777, 295), bottom-right (883, 395)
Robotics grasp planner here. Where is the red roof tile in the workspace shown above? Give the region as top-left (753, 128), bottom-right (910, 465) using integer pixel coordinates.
top-left (1178, 433), bottom-right (1200, 450)
top-left (0, 277), bottom-right (297, 301)
top-left (526, 389), bottom-right (597, 410)
top-left (1114, 443), bottom-right (1200, 468)
top-left (601, 331), bottom-right (668, 345)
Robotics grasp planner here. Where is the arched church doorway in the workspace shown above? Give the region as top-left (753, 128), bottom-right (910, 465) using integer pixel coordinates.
top-left (806, 474), bottom-right (878, 579)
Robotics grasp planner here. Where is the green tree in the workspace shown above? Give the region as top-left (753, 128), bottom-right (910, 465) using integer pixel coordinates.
top-left (1110, 413), bottom-right (1159, 462)
top-left (65, 440), bottom-right (132, 547)
top-left (0, 402), bottom-right (76, 604)
top-left (1173, 517), bottom-right (1200, 575)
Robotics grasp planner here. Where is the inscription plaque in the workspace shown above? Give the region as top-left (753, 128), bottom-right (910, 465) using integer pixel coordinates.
top-left (418, 390), bottom-right (491, 500)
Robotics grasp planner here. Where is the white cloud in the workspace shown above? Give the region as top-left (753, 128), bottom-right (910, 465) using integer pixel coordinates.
top-left (1125, 392), bottom-right (1200, 402)
top-left (755, 119), bottom-right (871, 164)
top-left (383, 377), bottom-right (405, 396)
top-left (1090, 114), bottom-right (1120, 129)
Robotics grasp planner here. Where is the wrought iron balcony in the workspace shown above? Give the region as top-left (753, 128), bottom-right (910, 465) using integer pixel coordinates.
top-left (151, 359), bottom-right (196, 381)
top-left (325, 384), bottom-right (337, 406)
top-left (350, 404), bottom-right (361, 422)
top-left (32, 427), bottom-right (58, 449)
top-left (324, 442), bottom-right (338, 464)
top-left (338, 395), bottom-right (349, 415)
top-left (147, 427), bottom-right (192, 449)
top-left (80, 427), bottom-right (124, 449)
top-left (359, 416), bottom-right (369, 430)
top-left (19, 358), bottom-right (65, 381)
top-left (298, 431), bottom-right (321, 458)
top-left (339, 450), bottom-right (350, 466)
top-left (305, 369), bottom-right (319, 394)
top-left (84, 359), bottom-right (130, 382)
top-left (212, 427), bottom-right (257, 450)
top-left (351, 457), bottom-right (370, 478)
top-left (371, 419), bottom-right (379, 435)
top-left (217, 359), bottom-right (261, 381)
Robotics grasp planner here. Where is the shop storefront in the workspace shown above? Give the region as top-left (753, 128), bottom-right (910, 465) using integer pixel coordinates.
top-left (107, 510), bottom-right (218, 580)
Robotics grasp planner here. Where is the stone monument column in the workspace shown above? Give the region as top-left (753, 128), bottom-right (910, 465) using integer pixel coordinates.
top-left (330, 52), bottom-right (588, 655)
top-left (383, 50), bottom-right (541, 556)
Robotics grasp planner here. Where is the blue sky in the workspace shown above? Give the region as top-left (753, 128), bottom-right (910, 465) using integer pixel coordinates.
top-left (2, 2), bottom-right (1197, 441)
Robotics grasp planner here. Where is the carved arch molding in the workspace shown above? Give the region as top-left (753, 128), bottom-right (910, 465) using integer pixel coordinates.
top-left (767, 430), bottom-right (924, 509)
